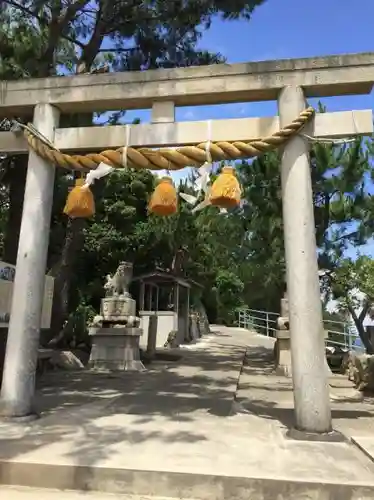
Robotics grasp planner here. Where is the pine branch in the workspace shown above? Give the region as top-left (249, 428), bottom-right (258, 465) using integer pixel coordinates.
top-left (3, 0), bottom-right (45, 24)
top-left (76, 1), bottom-right (106, 73)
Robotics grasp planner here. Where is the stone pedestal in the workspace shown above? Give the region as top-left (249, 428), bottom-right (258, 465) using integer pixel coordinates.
top-left (189, 313), bottom-right (200, 341)
top-left (274, 328), bottom-right (292, 377)
top-left (89, 327), bottom-right (145, 371)
top-left (101, 296), bottom-right (136, 323)
top-left (88, 262), bottom-right (145, 372)
top-left (146, 315), bottom-right (157, 360)
top-left (275, 328), bottom-right (331, 378)
top-left (274, 300), bottom-right (292, 376)
top-left (281, 296), bottom-right (289, 317)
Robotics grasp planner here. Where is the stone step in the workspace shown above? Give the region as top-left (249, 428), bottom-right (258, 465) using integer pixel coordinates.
top-left (0, 486), bottom-right (191, 500)
top-left (2, 461), bottom-right (374, 500)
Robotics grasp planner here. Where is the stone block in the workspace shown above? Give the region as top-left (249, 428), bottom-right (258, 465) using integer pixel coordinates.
top-left (196, 310), bottom-right (210, 336)
top-left (277, 317), bottom-right (289, 330)
top-left (274, 328), bottom-right (331, 377)
top-left (89, 326), bottom-right (141, 337)
top-left (151, 101), bottom-right (175, 123)
top-left (146, 315), bottom-right (157, 360)
top-left (189, 314), bottom-right (200, 341)
top-left (89, 327), bottom-right (144, 372)
top-left (345, 352), bottom-right (374, 391)
top-left (100, 297), bottom-right (136, 322)
top-left (280, 297), bottom-right (289, 317)
top-left (276, 328), bottom-right (290, 340)
top-left (274, 330), bottom-right (292, 377)
top-left (50, 350), bottom-right (84, 370)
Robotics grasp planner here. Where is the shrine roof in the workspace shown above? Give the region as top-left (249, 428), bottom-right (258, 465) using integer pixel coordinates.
top-left (132, 270), bottom-right (203, 289)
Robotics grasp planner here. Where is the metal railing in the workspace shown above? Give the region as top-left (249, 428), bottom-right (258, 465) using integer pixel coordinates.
top-left (238, 308), bottom-right (278, 338)
top-left (237, 308), bottom-right (362, 351)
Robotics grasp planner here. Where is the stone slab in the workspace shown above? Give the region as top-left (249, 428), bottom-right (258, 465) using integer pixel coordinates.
top-left (1, 53), bottom-right (374, 115)
top-left (2, 465), bottom-right (374, 500)
top-left (88, 359), bottom-right (145, 372)
top-left (89, 327), bottom-right (142, 337)
top-left (276, 329), bottom-right (290, 340)
top-left (0, 486), bottom-right (189, 500)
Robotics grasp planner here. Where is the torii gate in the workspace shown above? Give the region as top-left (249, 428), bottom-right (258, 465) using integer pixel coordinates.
top-left (0, 53), bottom-right (373, 434)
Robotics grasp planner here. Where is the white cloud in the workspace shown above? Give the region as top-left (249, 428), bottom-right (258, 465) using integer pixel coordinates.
top-left (183, 110), bottom-right (195, 120)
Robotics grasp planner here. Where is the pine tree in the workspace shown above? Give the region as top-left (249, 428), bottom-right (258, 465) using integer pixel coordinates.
top-left (236, 113), bottom-right (372, 313)
top-left (0, 0), bottom-right (267, 339)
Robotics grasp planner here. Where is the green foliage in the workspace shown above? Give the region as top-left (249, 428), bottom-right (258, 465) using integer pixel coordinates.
top-left (331, 257), bottom-right (374, 304)
top-left (235, 107), bottom-right (373, 313)
top-left (0, 4), bottom-right (75, 78)
top-left (215, 269), bottom-right (244, 324)
top-left (325, 257), bottom-right (374, 352)
top-left (237, 152), bottom-right (285, 312)
top-left (0, 0), bottom-right (267, 342)
top-left (73, 168), bottom-right (154, 308)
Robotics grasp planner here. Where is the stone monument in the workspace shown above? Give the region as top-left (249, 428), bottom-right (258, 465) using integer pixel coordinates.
top-left (274, 292), bottom-right (292, 377)
top-left (274, 290), bottom-right (331, 377)
top-left (88, 261), bottom-right (145, 371)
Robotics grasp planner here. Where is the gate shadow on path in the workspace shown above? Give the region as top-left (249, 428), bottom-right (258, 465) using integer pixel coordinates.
top-left (0, 330), bottom-right (247, 466)
top-left (235, 344), bottom-right (374, 430)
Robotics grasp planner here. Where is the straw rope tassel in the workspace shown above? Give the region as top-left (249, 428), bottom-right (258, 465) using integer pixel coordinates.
top-left (210, 166), bottom-right (241, 209)
top-left (63, 178), bottom-right (95, 218)
top-left (148, 176), bottom-right (178, 216)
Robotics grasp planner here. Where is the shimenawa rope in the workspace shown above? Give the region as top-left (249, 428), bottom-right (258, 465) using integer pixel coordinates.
top-left (22, 107), bottom-right (315, 172)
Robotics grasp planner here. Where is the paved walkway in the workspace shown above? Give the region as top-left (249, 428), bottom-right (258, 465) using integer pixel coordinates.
top-left (1, 327), bottom-right (374, 499)
top-left (234, 331), bottom-right (374, 438)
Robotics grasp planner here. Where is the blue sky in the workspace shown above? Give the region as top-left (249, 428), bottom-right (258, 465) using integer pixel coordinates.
top-left (124, 0), bottom-right (374, 257)
top-left (125, 0), bottom-right (374, 123)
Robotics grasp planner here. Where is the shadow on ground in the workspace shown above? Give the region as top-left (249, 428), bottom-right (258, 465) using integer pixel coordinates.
top-left (0, 330), bottom-right (247, 465)
top-left (1, 329), bottom-right (373, 470)
top-left (235, 344), bottom-right (374, 430)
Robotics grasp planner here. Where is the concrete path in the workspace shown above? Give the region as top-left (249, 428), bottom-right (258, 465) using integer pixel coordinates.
top-left (234, 330), bottom-right (374, 434)
top-left (1, 327), bottom-right (374, 499)
top-left (234, 328), bottom-right (374, 461)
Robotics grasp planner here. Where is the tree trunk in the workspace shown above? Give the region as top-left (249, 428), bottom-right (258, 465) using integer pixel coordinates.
top-left (46, 9), bottom-right (108, 339)
top-left (366, 326), bottom-right (374, 355)
top-left (2, 156), bottom-right (28, 264)
top-left (348, 303), bottom-right (374, 354)
top-left (48, 218), bottom-right (86, 342)
top-left (355, 321), bottom-right (373, 354)
top-left (0, 1), bottom-right (96, 353)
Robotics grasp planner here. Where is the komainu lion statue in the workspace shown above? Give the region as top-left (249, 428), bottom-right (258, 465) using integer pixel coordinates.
top-left (104, 261), bottom-right (133, 297)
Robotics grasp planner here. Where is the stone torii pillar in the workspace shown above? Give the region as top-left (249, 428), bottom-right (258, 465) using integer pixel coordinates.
top-left (278, 86), bottom-right (332, 434)
top-left (0, 104), bottom-right (59, 419)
